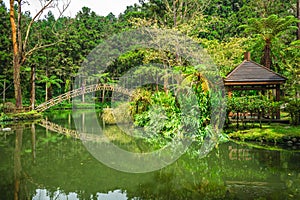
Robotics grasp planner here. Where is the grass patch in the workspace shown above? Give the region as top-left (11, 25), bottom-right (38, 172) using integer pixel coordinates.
top-left (0, 110), bottom-right (42, 122)
top-left (226, 123), bottom-right (300, 143)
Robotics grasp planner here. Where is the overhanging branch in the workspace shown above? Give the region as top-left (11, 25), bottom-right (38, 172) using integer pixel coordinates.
top-left (23, 40), bottom-right (61, 64)
top-left (23, 0), bottom-right (54, 55)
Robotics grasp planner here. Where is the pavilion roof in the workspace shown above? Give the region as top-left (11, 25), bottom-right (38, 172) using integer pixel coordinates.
top-left (224, 60), bottom-right (286, 86)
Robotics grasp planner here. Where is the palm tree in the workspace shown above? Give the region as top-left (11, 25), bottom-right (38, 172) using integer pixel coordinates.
top-left (38, 75), bottom-right (63, 102)
top-left (180, 66), bottom-right (209, 92)
top-left (240, 14), bottom-right (298, 69)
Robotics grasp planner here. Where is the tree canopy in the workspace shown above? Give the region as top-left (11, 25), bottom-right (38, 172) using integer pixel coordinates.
top-left (0, 0), bottom-right (298, 110)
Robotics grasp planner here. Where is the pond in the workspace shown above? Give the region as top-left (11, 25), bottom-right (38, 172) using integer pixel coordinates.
top-left (0, 110), bottom-right (300, 200)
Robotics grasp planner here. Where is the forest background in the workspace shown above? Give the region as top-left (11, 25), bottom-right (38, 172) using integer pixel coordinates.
top-left (0, 0), bottom-right (299, 117)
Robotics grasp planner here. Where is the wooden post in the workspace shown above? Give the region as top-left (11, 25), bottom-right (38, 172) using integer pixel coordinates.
top-left (228, 89), bottom-right (232, 98)
top-left (81, 76), bottom-right (86, 103)
top-left (275, 84), bottom-right (280, 119)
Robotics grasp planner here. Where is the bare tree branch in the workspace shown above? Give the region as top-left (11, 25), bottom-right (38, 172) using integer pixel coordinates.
top-left (164, 0), bottom-right (212, 27)
top-left (56, 0), bottom-right (71, 18)
top-left (23, 0), bottom-right (54, 56)
top-left (23, 40), bottom-right (62, 63)
top-left (22, 0), bottom-right (71, 64)
top-left (51, 0), bottom-right (71, 35)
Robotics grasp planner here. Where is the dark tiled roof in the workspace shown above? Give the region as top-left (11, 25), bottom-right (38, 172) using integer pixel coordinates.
top-left (224, 60), bottom-right (286, 84)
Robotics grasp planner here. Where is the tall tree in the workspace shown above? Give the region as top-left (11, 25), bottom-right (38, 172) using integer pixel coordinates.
top-left (9, 0), bottom-right (22, 108)
top-left (247, 0), bottom-right (296, 17)
top-left (163, 0), bottom-right (209, 28)
top-left (240, 14), bottom-right (298, 69)
top-left (297, 0), bottom-right (300, 40)
top-left (0, 1), bottom-right (12, 102)
top-left (9, 0), bottom-right (70, 109)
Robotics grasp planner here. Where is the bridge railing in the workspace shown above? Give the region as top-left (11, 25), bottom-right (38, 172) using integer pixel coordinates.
top-left (34, 83), bottom-right (132, 112)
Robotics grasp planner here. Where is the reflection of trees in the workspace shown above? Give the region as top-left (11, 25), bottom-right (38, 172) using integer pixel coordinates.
top-left (1, 121), bottom-right (300, 199)
top-left (31, 123), bottom-right (36, 164)
top-left (128, 142), bottom-right (300, 199)
top-left (127, 144), bottom-right (227, 200)
top-left (0, 121), bottom-right (153, 199)
top-left (13, 125), bottom-right (23, 200)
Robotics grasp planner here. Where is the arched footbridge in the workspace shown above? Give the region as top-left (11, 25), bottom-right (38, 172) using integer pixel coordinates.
top-left (34, 83), bottom-right (132, 112)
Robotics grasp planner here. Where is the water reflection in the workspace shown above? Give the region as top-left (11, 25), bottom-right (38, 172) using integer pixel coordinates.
top-left (32, 189), bottom-right (128, 200)
top-left (228, 146), bottom-right (252, 161)
top-left (0, 111), bottom-right (300, 199)
top-left (14, 125), bottom-right (22, 200)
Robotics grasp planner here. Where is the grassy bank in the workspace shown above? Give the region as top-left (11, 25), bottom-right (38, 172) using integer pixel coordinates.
top-left (226, 123), bottom-right (300, 145)
top-left (0, 101), bottom-right (110, 123)
top-left (47, 101), bottom-right (110, 111)
top-left (0, 110), bottom-right (42, 122)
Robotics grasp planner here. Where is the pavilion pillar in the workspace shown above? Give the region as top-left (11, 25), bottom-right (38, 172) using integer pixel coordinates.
top-left (275, 84), bottom-right (280, 119)
top-left (228, 88), bottom-right (232, 98)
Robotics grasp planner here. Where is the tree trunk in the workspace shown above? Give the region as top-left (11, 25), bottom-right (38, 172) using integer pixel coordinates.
top-left (173, 0), bottom-right (177, 27)
top-left (82, 78), bottom-right (86, 103)
top-left (3, 80), bottom-right (5, 102)
top-left (13, 61), bottom-right (22, 108)
top-left (261, 39), bottom-right (272, 68)
top-left (48, 85), bottom-right (53, 100)
top-left (9, 0), bottom-right (22, 109)
top-left (297, 0), bottom-right (300, 40)
top-left (45, 69), bottom-right (48, 102)
top-left (163, 63), bottom-right (169, 94)
top-left (45, 82), bottom-right (48, 102)
top-left (30, 65), bottom-right (36, 110)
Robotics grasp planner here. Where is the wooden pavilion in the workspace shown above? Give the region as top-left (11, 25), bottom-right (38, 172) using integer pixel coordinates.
top-left (224, 52), bottom-right (287, 119)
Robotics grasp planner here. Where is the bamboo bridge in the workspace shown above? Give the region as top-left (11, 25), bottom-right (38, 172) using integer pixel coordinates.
top-left (34, 83), bottom-right (132, 112)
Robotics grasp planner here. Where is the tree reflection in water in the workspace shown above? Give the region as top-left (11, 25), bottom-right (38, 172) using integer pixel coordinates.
top-left (0, 114), bottom-right (300, 200)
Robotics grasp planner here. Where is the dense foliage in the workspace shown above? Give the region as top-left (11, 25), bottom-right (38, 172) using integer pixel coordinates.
top-left (0, 0), bottom-right (299, 126)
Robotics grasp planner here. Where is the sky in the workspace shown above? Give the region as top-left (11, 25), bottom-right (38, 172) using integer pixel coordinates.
top-left (3, 0), bottom-right (141, 18)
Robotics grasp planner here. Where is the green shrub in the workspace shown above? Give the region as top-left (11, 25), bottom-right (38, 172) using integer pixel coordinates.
top-left (286, 99), bottom-right (300, 125)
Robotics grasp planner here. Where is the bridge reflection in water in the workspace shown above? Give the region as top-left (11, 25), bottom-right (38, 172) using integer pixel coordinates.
top-left (2, 117), bottom-right (300, 200)
top-left (38, 118), bottom-right (110, 143)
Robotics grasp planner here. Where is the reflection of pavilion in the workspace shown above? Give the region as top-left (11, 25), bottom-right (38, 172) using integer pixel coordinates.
top-left (225, 143), bottom-right (287, 199)
top-left (228, 145), bottom-right (252, 161)
top-left (3, 127), bottom-right (299, 200)
top-left (225, 180), bottom-right (285, 200)
top-left (227, 144), bottom-right (282, 166)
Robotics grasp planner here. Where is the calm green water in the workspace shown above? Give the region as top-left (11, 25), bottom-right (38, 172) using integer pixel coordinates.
top-left (1, 111), bottom-right (300, 200)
